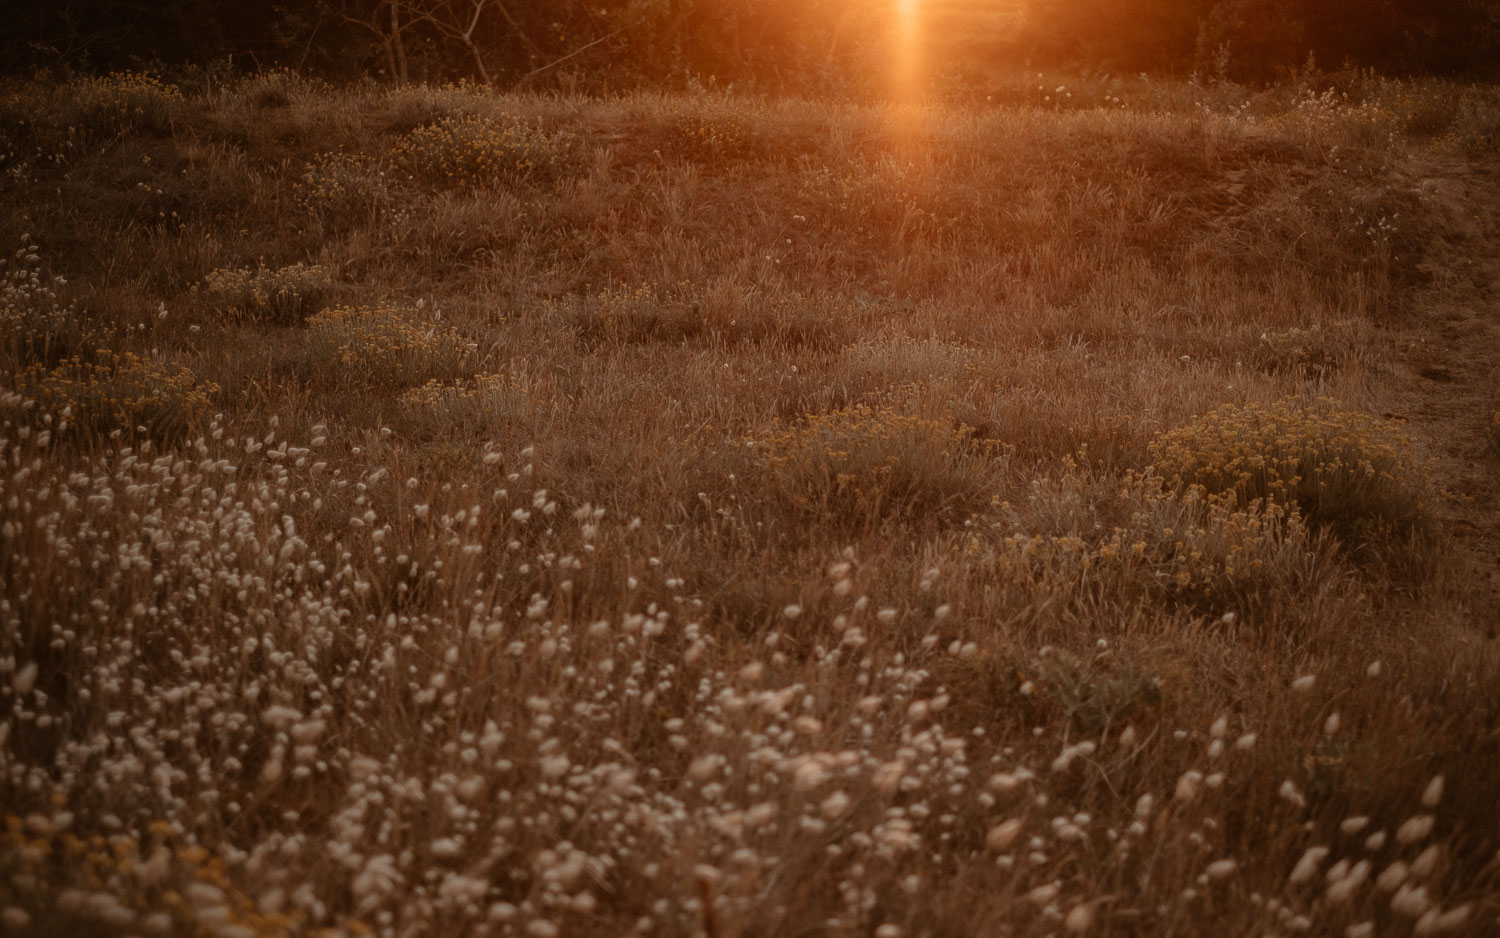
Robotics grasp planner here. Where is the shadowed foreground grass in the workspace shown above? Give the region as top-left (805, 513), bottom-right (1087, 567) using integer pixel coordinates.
top-left (2, 70), bottom-right (1500, 937)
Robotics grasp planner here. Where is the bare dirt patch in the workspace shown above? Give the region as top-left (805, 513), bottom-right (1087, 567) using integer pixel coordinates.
top-left (1377, 161), bottom-right (1500, 631)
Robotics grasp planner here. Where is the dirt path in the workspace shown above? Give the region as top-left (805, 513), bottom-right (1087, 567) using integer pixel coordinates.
top-left (1380, 158), bottom-right (1500, 633)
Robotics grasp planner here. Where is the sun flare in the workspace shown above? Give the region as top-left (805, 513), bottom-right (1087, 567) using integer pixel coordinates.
top-left (892, 0), bottom-right (923, 104)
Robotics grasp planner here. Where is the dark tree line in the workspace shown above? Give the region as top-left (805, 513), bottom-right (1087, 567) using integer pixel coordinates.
top-left (1015, 0), bottom-right (1500, 79)
top-left (0, 0), bottom-right (893, 91)
top-left (2, 0), bottom-right (1497, 87)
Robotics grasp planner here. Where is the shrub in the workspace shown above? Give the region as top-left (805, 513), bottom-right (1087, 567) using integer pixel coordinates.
top-left (1269, 89), bottom-right (1399, 150)
top-left (391, 115), bottom-right (571, 189)
top-left (19, 350), bottom-right (217, 438)
top-left (1147, 400), bottom-right (1427, 544)
top-left (1489, 390), bottom-right (1500, 458)
top-left (661, 104), bottom-right (758, 161)
top-left (751, 404), bottom-right (998, 527)
top-left (980, 478), bottom-right (1316, 614)
top-left (798, 161), bottom-right (942, 237)
top-left (1252, 325), bottom-right (1343, 379)
top-left (398, 373), bottom-right (543, 441)
top-left (1098, 478), bottom-right (1318, 610)
top-left (63, 72), bottom-right (183, 140)
top-left (296, 151), bottom-right (391, 221)
top-left (307, 305), bottom-right (475, 387)
top-left (233, 69), bottom-right (329, 110)
top-left (198, 262), bottom-right (332, 324)
top-left (1032, 647), bottom-right (1163, 734)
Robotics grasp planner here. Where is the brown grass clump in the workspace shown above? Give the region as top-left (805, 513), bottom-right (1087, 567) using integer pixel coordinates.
top-left (63, 72), bottom-right (183, 142)
top-left (307, 304), bottom-right (476, 387)
top-left (752, 404), bottom-right (1000, 528)
top-left (397, 372), bottom-right (545, 441)
top-left (390, 115), bottom-right (571, 189)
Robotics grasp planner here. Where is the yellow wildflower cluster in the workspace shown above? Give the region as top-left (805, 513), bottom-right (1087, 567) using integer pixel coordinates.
top-left (399, 372), bottom-right (518, 407)
top-left (20, 349), bottom-right (217, 438)
top-left (308, 305), bottom-right (475, 387)
top-left (752, 404), bottom-right (993, 524)
top-left (1148, 400), bottom-right (1425, 541)
top-left (199, 262), bottom-right (331, 324)
top-left (399, 373), bottom-right (533, 437)
top-left (664, 108), bottom-right (753, 160)
top-left (65, 72), bottom-right (183, 139)
top-left (296, 150), bottom-right (390, 219)
top-left (1099, 480), bottom-right (1314, 607)
top-left (391, 115), bottom-right (570, 189)
top-left (0, 815), bottom-right (307, 937)
top-left (979, 478), bottom-right (1314, 612)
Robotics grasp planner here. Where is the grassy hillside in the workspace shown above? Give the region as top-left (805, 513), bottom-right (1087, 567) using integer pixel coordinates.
top-left (2, 70), bottom-right (1500, 936)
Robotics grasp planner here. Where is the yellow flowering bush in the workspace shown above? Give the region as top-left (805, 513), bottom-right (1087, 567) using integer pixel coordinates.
top-left (391, 115), bottom-right (571, 189)
top-left (1148, 401), bottom-right (1427, 543)
top-left (1100, 479), bottom-right (1318, 609)
top-left (20, 350), bottom-right (217, 438)
top-left (295, 150), bottom-right (391, 220)
top-left (398, 372), bottom-right (541, 440)
top-left (307, 305), bottom-right (475, 387)
top-left (64, 72), bottom-right (183, 139)
top-left (199, 262), bottom-right (331, 324)
top-left (752, 405), bottom-right (997, 526)
top-left (0, 815), bottom-right (306, 937)
top-left (979, 479), bottom-right (1315, 613)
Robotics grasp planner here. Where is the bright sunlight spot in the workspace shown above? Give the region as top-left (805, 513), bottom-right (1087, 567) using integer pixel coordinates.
top-left (892, 0), bottom-right (924, 106)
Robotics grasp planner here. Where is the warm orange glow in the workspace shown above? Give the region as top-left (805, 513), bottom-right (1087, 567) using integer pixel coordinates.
top-left (892, 0), bottom-right (922, 105)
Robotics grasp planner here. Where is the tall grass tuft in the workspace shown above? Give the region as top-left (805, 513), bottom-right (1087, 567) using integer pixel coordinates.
top-left (752, 404), bottom-right (1001, 529)
top-left (391, 115), bottom-right (572, 189)
top-left (307, 304), bottom-right (476, 387)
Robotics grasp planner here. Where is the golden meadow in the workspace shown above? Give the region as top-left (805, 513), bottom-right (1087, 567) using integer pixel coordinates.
top-left (2, 69), bottom-right (1500, 937)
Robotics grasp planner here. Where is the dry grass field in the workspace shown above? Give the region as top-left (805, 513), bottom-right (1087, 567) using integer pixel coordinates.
top-left (3, 69), bottom-right (1500, 937)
